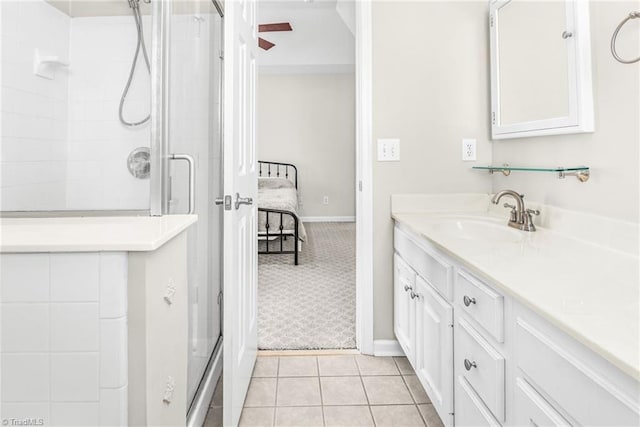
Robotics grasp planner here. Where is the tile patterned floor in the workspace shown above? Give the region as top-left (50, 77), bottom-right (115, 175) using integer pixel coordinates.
top-left (204, 355), bottom-right (445, 427)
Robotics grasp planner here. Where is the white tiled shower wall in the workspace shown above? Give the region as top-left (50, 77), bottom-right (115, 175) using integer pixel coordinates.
top-left (1, 0), bottom-right (151, 211)
top-left (0, 252), bottom-right (128, 425)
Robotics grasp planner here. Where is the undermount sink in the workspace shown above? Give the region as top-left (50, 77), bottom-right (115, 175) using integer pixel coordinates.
top-left (427, 216), bottom-right (524, 243)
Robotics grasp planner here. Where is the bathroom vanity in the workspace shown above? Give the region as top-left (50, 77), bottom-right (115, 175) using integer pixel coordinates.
top-left (392, 194), bottom-right (639, 426)
top-left (0, 215), bottom-right (196, 426)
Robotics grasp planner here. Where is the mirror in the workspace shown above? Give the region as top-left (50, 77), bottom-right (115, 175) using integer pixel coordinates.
top-left (489, 0), bottom-right (594, 139)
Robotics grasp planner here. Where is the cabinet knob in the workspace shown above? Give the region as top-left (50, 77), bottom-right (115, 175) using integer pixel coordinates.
top-left (464, 359), bottom-right (477, 371)
top-left (463, 295), bottom-right (476, 307)
top-left (410, 291), bottom-right (418, 300)
top-left (404, 285), bottom-right (412, 292)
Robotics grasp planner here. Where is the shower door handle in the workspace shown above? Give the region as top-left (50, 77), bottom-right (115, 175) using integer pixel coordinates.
top-left (170, 153), bottom-right (195, 215)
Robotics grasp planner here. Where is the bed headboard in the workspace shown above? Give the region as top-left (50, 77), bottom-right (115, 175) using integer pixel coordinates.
top-left (258, 161), bottom-right (298, 189)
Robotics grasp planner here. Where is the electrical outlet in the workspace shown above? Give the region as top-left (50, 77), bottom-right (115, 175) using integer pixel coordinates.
top-left (322, 196), bottom-right (329, 205)
top-left (462, 138), bottom-right (477, 161)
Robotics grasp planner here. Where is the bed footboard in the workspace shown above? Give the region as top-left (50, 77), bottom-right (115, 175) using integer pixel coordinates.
top-left (258, 207), bottom-right (300, 265)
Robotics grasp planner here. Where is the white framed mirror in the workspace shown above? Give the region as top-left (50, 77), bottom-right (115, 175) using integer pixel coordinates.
top-left (489, 0), bottom-right (594, 139)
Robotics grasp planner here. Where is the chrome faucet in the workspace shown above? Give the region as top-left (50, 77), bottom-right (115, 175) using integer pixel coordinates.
top-left (491, 189), bottom-right (540, 232)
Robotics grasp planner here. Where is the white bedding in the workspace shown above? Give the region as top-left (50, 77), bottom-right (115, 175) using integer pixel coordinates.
top-left (258, 177), bottom-right (307, 241)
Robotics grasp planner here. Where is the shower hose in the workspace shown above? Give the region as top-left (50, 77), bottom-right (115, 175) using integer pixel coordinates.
top-left (119, 1), bottom-right (151, 127)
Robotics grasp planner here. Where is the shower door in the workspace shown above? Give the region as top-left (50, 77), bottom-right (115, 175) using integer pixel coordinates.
top-left (158, 0), bottom-right (224, 409)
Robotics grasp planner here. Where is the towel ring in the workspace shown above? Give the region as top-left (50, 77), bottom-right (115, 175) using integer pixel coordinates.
top-left (611, 11), bottom-right (640, 64)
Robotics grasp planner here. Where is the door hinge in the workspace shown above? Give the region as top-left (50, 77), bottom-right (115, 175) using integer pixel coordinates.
top-left (492, 111), bottom-right (496, 125)
top-left (358, 180), bottom-right (363, 192)
top-left (217, 291), bottom-right (223, 305)
top-left (219, 49), bottom-right (224, 60)
top-left (490, 16), bottom-right (494, 27)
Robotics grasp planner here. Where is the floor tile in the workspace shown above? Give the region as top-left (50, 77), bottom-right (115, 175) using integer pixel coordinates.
top-left (253, 357), bottom-right (279, 378)
top-left (404, 375), bottom-right (430, 404)
top-left (394, 357), bottom-right (414, 375)
top-left (276, 377), bottom-right (321, 407)
top-left (320, 377), bottom-right (368, 405)
top-left (318, 355), bottom-right (359, 376)
top-left (274, 406), bottom-right (323, 427)
top-left (355, 355), bottom-right (399, 376)
top-left (417, 404), bottom-right (444, 427)
top-left (362, 376), bottom-right (414, 405)
top-left (371, 405), bottom-right (425, 426)
top-left (203, 406), bottom-right (222, 427)
top-left (323, 406), bottom-right (374, 427)
top-left (210, 377), bottom-right (223, 407)
top-left (278, 356), bottom-right (318, 377)
top-left (245, 378), bottom-right (277, 407)
top-left (239, 407), bottom-right (275, 427)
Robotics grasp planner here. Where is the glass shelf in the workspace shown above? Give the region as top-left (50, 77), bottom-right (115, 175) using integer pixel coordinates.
top-left (472, 165), bottom-right (590, 182)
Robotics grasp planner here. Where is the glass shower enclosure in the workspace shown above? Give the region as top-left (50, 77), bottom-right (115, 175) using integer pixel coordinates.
top-left (0, 0), bottom-right (224, 421)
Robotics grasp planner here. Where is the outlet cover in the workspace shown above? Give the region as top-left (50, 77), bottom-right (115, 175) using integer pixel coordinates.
top-left (462, 138), bottom-right (477, 161)
top-left (378, 139), bottom-right (400, 161)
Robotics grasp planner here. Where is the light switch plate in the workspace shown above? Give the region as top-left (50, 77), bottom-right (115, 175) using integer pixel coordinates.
top-left (378, 139), bottom-right (400, 161)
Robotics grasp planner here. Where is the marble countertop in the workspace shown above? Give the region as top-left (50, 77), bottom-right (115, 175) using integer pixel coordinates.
top-left (0, 215), bottom-right (197, 252)
top-left (391, 194), bottom-right (639, 381)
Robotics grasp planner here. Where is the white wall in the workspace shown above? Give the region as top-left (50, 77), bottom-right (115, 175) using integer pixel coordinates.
top-left (258, 73), bottom-right (355, 218)
top-left (66, 15), bottom-right (151, 210)
top-left (371, 1), bottom-right (493, 340)
top-left (0, 252), bottom-right (128, 425)
top-left (491, 1), bottom-right (640, 223)
top-left (0, 0), bottom-right (152, 212)
top-left (1, 0), bottom-right (70, 210)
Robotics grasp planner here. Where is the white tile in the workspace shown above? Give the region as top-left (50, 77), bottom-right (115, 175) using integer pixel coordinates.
top-left (99, 386), bottom-right (128, 426)
top-left (0, 254), bottom-right (49, 302)
top-left (1, 303), bottom-right (49, 352)
top-left (1, 354), bottom-right (50, 402)
top-left (50, 253), bottom-right (99, 302)
top-left (0, 403), bottom-right (50, 425)
top-left (99, 253), bottom-right (128, 319)
top-left (50, 403), bottom-right (99, 426)
top-left (100, 317), bottom-right (127, 388)
top-left (50, 303), bottom-right (99, 352)
top-left (51, 353), bottom-right (99, 402)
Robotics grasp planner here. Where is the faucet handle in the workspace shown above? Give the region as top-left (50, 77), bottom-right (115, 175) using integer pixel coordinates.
top-left (503, 203), bottom-right (517, 222)
top-left (526, 208), bottom-right (540, 216)
top-left (503, 203), bottom-right (516, 209)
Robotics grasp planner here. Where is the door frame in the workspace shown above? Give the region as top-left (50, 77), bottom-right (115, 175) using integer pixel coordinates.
top-left (355, 0), bottom-right (374, 355)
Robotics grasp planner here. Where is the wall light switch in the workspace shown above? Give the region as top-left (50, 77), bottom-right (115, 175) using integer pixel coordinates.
top-left (378, 139), bottom-right (400, 161)
top-left (462, 138), bottom-right (477, 161)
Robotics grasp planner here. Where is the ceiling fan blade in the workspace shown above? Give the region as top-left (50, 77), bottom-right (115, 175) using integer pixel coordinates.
top-left (258, 37), bottom-right (276, 51)
top-left (258, 22), bottom-right (292, 32)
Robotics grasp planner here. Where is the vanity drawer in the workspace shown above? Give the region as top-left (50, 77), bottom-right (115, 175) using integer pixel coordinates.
top-left (455, 376), bottom-right (501, 427)
top-left (457, 270), bottom-right (504, 342)
top-left (456, 318), bottom-right (505, 422)
top-left (516, 317), bottom-right (640, 426)
top-left (514, 377), bottom-right (571, 427)
top-left (394, 226), bottom-right (453, 300)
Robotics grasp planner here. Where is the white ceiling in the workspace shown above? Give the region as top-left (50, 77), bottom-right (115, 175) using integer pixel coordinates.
top-left (257, 0), bottom-right (355, 72)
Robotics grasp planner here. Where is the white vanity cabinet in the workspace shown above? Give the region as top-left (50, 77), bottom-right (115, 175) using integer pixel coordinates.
top-left (393, 223), bottom-right (640, 427)
top-left (394, 226), bottom-right (454, 426)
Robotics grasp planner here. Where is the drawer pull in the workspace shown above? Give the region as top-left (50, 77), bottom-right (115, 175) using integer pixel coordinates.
top-left (464, 359), bottom-right (477, 371)
top-left (404, 285), bottom-right (413, 292)
top-left (463, 295), bottom-right (477, 307)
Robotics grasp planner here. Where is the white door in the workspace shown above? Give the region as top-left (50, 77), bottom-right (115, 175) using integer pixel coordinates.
top-left (222, 0), bottom-right (258, 425)
top-left (414, 276), bottom-right (454, 426)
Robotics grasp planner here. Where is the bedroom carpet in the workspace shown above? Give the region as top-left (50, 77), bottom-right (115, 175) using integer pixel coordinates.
top-left (257, 222), bottom-right (356, 350)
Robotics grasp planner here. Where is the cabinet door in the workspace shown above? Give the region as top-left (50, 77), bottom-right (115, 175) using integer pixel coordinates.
top-left (415, 275), bottom-right (454, 426)
top-left (394, 253), bottom-right (416, 364)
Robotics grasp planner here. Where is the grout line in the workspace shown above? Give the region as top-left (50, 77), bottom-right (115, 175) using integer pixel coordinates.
top-left (400, 374), bottom-right (417, 405)
top-left (273, 357), bottom-right (279, 426)
top-left (316, 356), bottom-right (326, 427)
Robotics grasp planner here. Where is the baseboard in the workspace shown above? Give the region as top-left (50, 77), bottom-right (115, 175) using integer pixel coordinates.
top-left (300, 216), bottom-right (356, 223)
top-left (373, 339), bottom-right (405, 357)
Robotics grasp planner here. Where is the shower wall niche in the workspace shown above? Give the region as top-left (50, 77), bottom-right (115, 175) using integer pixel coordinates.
top-left (1, 0), bottom-right (152, 212)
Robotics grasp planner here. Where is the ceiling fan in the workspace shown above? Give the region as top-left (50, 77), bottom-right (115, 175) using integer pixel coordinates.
top-left (258, 22), bottom-right (293, 51)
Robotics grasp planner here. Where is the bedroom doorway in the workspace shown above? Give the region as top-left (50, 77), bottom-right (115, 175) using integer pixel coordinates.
top-left (255, 1), bottom-right (358, 351)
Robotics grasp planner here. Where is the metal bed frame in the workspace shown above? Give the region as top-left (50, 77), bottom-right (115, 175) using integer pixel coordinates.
top-left (258, 161), bottom-right (301, 265)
